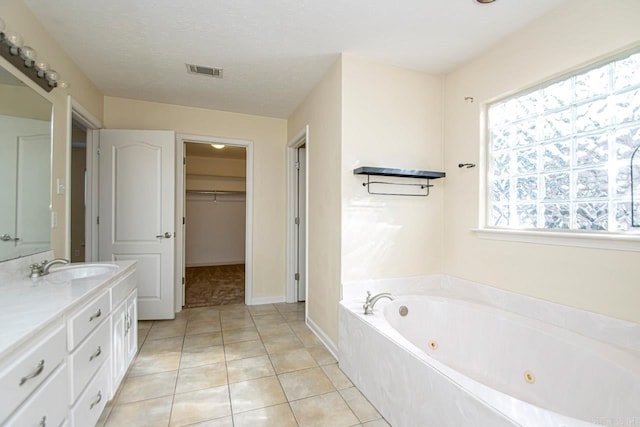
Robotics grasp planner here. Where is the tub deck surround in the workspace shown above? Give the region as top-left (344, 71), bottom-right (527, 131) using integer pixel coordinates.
top-left (338, 276), bottom-right (640, 427)
top-left (0, 257), bottom-right (137, 362)
top-left (341, 274), bottom-right (640, 354)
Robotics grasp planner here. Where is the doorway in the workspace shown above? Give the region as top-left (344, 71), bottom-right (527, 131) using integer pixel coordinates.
top-left (176, 135), bottom-right (253, 309)
top-left (286, 127), bottom-right (308, 303)
top-left (69, 120), bottom-right (86, 262)
top-left (184, 142), bottom-right (246, 307)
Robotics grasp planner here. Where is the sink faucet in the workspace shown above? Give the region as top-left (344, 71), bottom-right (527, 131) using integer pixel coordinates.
top-left (363, 291), bottom-right (393, 314)
top-left (29, 258), bottom-right (70, 278)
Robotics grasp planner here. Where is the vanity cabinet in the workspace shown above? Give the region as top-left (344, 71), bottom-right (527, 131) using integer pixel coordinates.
top-left (0, 261), bottom-right (137, 427)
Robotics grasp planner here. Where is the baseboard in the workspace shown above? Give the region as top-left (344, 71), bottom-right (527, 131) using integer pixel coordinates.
top-left (185, 260), bottom-right (245, 267)
top-left (306, 317), bottom-right (338, 360)
top-left (248, 296), bottom-right (286, 305)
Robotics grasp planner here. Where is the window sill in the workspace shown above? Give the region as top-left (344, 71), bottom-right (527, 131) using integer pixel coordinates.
top-left (472, 228), bottom-right (640, 252)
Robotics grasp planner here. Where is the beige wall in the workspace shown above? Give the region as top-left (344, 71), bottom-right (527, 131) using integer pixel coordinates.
top-left (0, 0), bottom-right (104, 258)
top-left (0, 83), bottom-right (51, 120)
top-left (288, 58), bottom-right (343, 344)
top-left (288, 55), bottom-right (445, 345)
top-left (443, 0), bottom-right (640, 323)
top-left (341, 55), bottom-right (444, 282)
top-left (103, 96), bottom-right (287, 300)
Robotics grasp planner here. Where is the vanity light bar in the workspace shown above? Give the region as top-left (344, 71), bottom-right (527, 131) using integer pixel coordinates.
top-left (0, 17), bottom-right (66, 92)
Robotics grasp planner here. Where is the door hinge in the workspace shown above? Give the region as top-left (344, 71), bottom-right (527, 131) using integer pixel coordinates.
top-left (182, 277), bottom-right (185, 285)
top-left (295, 161), bottom-right (300, 170)
top-left (294, 273), bottom-right (300, 281)
top-left (183, 157), bottom-right (186, 165)
top-left (96, 216), bottom-right (99, 225)
top-left (294, 217), bottom-right (300, 225)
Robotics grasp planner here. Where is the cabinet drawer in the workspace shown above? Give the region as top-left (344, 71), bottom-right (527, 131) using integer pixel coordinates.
top-left (111, 271), bottom-right (135, 309)
top-left (4, 363), bottom-right (68, 427)
top-left (68, 291), bottom-right (110, 351)
top-left (0, 325), bottom-right (66, 423)
top-left (69, 319), bottom-right (111, 402)
top-left (70, 362), bottom-right (109, 427)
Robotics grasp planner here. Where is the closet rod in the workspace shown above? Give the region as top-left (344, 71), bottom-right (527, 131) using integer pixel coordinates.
top-left (186, 190), bottom-right (246, 195)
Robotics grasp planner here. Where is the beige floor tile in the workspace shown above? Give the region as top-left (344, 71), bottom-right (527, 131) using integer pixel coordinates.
top-left (146, 319), bottom-right (187, 340)
top-left (295, 330), bottom-right (322, 347)
top-left (180, 345), bottom-right (225, 369)
top-left (174, 310), bottom-right (189, 321)
top-left (269, 348), bottom-right (317, 374)
top-left (247, 304), bottom-right (279, 315)
top-left (339, 387), bottom-right (381, 423)
top-left (262, 334), bottom-right (304, 354)
top-left (363, 419), bottom-right (390, 427)
top-left (187, 319), bottom-right (222, 335)
top-left (278, 367), bottom-right (335, 401)
top-left (274, 302), bottom-right (304, 313)
top-left (282, 311), bottom-right (306, 322)
top-left (255, 322), bottom-right (295, 338)
top-left (187, 416), bottom-right (234, 426)
top-left (224, 339), bottom-right (267, 361)
top-left (129, 337), bottom-right (183, 377)
top-left (176, 362), bottom-right (228, 393)
top-left (232, 403), bottom-right (298, 427)
top-left (226, 355), bottom-right (275, 383)
top-left (221, 317), bottom-right (255, 331)
top-left (228, 376), bottom-right (287, 414)
top-left (116, 370), bottom-right (178, 404)
top-left (170, 386), bottom-right (232, 427)
top-left (222, 327), bottom-right (260, 344)
top-left (290, 391), bottom-right (359, 427)
top-left (251, 313), bottom-right (286, 325)
top-left (189, 306), bottom-right (221, 321)
top-left (105, 396), bottom-right (173, 427)
top-left (220, 310), bottom-right (253, 321)
top-left (138, 320), bottom-right (153, 331)
top-left (321, 364), bottom-right (353, 390)
top-left (307, 345), bottom-right (337, 365)
top-left (183, 332), bottom-right (223, 350)
top-left (288, 321), bottom-right (309, 333)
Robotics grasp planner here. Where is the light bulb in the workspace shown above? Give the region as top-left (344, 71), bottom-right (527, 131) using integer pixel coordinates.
top-left (20, 46), bottom-right (37, 67)
top-left (35, 61), bottom-right (49, 78)
top-left (211, 144), bottom-right (225, 149)
top-left (45, 69), bottom-right (59, 86)
top-left (59, 81), bottom-right (69, 89)
top-left (6, 32), bottom-right (23, 55)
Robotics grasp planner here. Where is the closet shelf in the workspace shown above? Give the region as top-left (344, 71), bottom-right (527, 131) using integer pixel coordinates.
top-left (353, 166), bottom-right (446, 197)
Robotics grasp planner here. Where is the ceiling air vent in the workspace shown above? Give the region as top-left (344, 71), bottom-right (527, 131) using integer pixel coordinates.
top-left (186, 64), bottom-right (223, 78)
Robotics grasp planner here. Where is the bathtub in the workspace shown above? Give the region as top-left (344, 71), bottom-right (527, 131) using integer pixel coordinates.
top-left (338, 277), bottom-right (640, 427)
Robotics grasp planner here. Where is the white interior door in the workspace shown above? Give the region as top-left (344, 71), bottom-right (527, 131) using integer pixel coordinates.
top-left (297, 146), bottom-right (306, 301)
top-left (98, 130), bottom-right (175, 319)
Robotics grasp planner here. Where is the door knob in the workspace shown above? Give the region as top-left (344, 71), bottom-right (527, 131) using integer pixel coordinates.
top-left (155, 232), bottom-right (172, 239)
top-left (1, 233), bottom-right (19, 242)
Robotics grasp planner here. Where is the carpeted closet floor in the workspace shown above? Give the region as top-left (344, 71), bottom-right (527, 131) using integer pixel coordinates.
top-left (185, 264), bottom-right (245, 308)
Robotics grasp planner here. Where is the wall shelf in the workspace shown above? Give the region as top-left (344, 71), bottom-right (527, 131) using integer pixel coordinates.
top-left (353, 166), bottom-right (445, 196)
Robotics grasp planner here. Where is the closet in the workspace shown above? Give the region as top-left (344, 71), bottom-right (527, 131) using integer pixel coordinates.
top-left (184, 142), bottom-right (247, 307)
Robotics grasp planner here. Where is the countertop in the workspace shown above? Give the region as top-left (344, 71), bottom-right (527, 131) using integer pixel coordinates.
top-left (0, 260), bottom-right (136, 363)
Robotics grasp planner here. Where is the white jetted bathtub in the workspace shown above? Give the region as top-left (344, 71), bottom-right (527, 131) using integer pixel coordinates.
top-left (338, 276), bottom-right (640, 427)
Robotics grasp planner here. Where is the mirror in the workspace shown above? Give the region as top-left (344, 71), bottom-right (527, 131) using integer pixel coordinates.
top-left (0, 64), bottom-right (52, 262)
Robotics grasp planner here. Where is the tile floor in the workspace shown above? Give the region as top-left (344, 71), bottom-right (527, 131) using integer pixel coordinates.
top-left (97, 302), bottom-right (389, 427)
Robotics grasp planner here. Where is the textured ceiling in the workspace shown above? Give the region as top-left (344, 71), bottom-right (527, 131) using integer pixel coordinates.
top-left (24, 0), bottom-right (568, 118)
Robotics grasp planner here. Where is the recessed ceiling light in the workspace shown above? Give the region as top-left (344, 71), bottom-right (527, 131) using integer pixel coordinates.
top-left (211, 144), bottom-right (225, 149)
top-left (475, 0), bottom-right (496, 3)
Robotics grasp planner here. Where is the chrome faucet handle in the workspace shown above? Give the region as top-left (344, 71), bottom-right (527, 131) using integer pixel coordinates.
top-left (29, 263), bottom-right (43, 278)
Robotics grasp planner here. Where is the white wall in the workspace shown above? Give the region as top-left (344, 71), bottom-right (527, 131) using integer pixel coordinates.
top-left (185, 193), bottom-right (246, 266)
top-left (443, 0), bottom-right (640, 323)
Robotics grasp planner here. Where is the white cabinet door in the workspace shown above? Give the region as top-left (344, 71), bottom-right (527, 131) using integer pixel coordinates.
top-left (125, 290), bottom-right (138, 366)
top-left (98, 130), bottom-right (175, 320)
top-left (111, 302), bottom-right (126, 397)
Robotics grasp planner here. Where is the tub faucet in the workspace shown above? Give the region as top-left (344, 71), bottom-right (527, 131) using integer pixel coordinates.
top-left (30, 258), bottom-right (70, 277)
top-left (363, 291), bottom-right (393, 314)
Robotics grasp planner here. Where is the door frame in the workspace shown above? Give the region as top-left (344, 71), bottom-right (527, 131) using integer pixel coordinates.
top-left (286, 126), bottom-right (309, 303)
top-left (66, 96), bottom-right (102, 261)
top-left (175, 134), bottom-right (254, 310)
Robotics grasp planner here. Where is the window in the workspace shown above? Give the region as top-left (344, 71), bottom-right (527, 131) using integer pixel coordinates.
top-left (487, 51), bottom-right (640, 233)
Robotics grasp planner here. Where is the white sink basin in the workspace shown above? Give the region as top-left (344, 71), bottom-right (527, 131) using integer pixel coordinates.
top-left (47, 263), bottom-right (119, 281)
